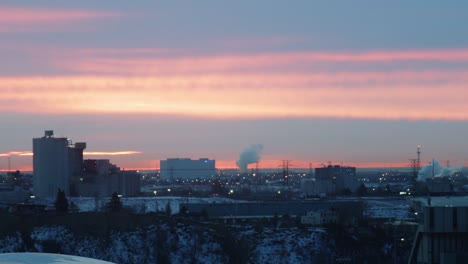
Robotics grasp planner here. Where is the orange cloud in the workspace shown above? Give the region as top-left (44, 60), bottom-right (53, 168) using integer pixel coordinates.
top-left (0, 151), bottom-right (32, 157)
top-left (0, 6), bottom-right (120, 32)
top-left (2, 47), bottom-right (468, 120)
top-left (78, 48), bottom-right (176, 56)
top-left (0, 151), bottom-right (141, 157)
top-left (0, 72), bottom-right (467, 120)
top-left (84, 151), bottom-right (142, 156)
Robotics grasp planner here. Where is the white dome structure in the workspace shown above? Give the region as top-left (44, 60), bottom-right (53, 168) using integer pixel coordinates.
top-left (0, 253), bottom-right (115, 264)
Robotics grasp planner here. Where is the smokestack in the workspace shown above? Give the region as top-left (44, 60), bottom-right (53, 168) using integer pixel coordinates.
top-left (236, 144), bottom-right (263, 172)
top-left (432, 158), bottom-right (435, 178)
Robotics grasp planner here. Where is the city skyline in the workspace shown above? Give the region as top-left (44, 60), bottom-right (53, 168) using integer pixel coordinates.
top-left (1, 1), bottom-right (468, 170)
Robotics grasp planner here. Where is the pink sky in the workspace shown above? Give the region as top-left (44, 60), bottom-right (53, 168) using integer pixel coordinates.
top-left (1, 2), bottom-right (467, 171)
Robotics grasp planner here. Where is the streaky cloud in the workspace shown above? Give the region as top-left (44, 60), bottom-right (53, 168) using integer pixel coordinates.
top-left (0, 6), bottom-right (121, 32)
top-left (0, 150), bottom-right (142, 157)
top-left (62, 49), bottom-right (468, 75)
top-left (84, 151), bottom-right (142, 156)
top-left (0, 74), bottom-right (467, 121)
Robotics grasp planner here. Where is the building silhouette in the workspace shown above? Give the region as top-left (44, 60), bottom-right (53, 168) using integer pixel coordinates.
top-left (78, 159), bottom-right (140, 197)
top-left (302, 165), bottom-right (357, 196)
top-left (33, 130), bottom-right (85, 197)
top-left (33, 130), bottom-right (140, 198)
top-left (160, 158), bottom-right (216, 180)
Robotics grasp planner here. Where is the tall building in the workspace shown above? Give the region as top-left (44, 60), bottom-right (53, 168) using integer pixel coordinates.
top-left (160, 158), bottom-right (216, 180)
top-left (33, 130), bottom-right (86, 197)
top-left (33, 130), bottom-right (140, 198)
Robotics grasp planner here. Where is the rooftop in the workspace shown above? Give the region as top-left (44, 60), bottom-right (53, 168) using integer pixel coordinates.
top-left (411, 196), bottom-right (468, 207)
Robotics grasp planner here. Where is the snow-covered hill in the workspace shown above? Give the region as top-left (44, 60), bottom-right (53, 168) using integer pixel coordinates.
top-left (0, 224), bottom-right (330, 263)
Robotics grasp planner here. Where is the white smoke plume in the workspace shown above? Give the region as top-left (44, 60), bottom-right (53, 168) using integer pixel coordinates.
top-left (236, 144), bottom-right (263, 172)
top-left (417, 159), bottom-right (462, 181)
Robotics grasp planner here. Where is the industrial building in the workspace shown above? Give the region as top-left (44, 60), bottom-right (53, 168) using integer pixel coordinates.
top-left (409, 197), bottom-right (468, 263)
top-left (33, 130), bottom-right (86, 197)
top-left (180, 200), bottom-right (363, 225)
top-left (302, 165), bottom-right (357, 195)
top-left (160, 158), bottom-right (216, 180)
top-left (32, 130), bottom-right (140, 198)
top-left (77, 159), bottom-right (140, 197)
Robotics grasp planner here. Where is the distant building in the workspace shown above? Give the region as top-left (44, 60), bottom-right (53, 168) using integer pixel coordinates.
top-left (180, 200), bottom-right (363, 225)
top-left (119, 170), bottom-right (141, 197)
top-left (425, 177), bottom-right (453, 194)
top-left (78, 159), bottom-right (141, 197)
top-left (0, 187), bottom-right (30, 204)
top-left (301, 210), bottom-right (338, 225)
top-left (409, 197), bottom-right (468, 263)
top-left (160, 158), bottom-right (216, 180)
top-left (33, 130), bottom-right (85, 197)
top-left (314, 165), bottom-right (357, 194)
top-left (301, 179), bottom-right (334, 196)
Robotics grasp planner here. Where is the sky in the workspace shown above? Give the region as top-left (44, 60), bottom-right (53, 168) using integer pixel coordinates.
top-left (1, 1), bottom-right (468, 171)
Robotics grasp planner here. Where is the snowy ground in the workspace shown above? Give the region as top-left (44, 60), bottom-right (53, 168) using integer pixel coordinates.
top-left (0, 225), bottom-right (331, 263)
top-left (247, 227), bottom-right (329, 263)
top-left (365, 198), bottom-right (410, 219)
top-left (0, 253), bottom-right (115, 264)
top-left (0, 224), bottom-right (227, 263)
top-left (33, 196), bottom-right (245, 214)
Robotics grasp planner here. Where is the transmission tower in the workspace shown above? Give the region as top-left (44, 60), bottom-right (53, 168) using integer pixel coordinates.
top-left (282, 160), bottom-right (292, 186)
top-left (410, 159), bottom-right (418, 180)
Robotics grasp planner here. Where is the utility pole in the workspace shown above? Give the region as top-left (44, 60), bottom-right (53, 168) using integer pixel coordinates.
top-left (170, 166), bottom-right (174, 182)
top-left (410, 159), bottom-right (418, 180)
top-left (411, 146), bottom-right (422, 180)
top-left (417, 146), bottom-right (421, 169)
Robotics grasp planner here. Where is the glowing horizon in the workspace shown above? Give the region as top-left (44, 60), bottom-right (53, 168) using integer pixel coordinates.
top-left (0, 161), bottom-right (428, 173)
